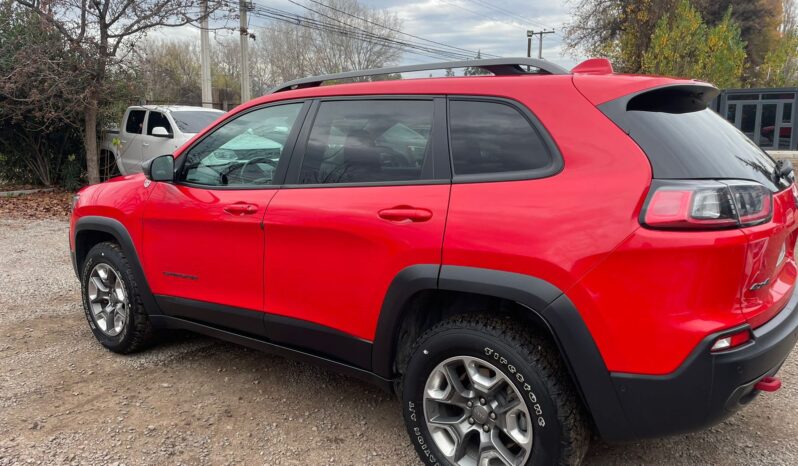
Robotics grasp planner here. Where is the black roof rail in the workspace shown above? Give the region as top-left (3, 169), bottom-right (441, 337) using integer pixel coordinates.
top-left (268, 57), bottom-right (570, 93)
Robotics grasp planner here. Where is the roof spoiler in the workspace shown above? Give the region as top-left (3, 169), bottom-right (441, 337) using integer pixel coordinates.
top-left (572, 58), bottom-right (614, 75)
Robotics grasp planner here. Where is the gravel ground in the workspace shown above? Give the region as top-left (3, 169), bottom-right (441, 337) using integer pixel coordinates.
top-left (1, 217), bottom-right (797, 465)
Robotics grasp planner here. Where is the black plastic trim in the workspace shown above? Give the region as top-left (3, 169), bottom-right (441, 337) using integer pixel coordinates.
top-left (437, 265), bottom-right (562, 311)
top-left (446, 96), bottom-right (564, 184)
top-left (372, 264), bottom-right (441, 378)
top-left (435, 266), bottom-right (631, 440)
top-left (263, 313), bottom-right (373, 370)
top-left (73, 216), bottom-right (162, 315)
top-left (154, 295), bottom-right (373, 371)
top-left (156, 295), bottom-right (265, 336)
top-left (371, 264), bottom-right (632, 440)
top-left (149, 315), bottom-right (392, 392)
top-left (70, 250), bottom-right (78, 277)
top-left (610, 285), bottom-right (798, 439)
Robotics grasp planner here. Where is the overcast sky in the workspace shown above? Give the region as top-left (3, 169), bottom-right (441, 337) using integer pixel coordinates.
top-left (158, 0), bottom-right (582, 69)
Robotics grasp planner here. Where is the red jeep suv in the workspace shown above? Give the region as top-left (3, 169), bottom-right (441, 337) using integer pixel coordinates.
top-left (70, 58), bottom-right (798, 465)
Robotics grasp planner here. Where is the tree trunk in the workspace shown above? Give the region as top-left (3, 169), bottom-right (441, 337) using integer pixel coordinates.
top-left (84, 99), bottom-right (100, 185)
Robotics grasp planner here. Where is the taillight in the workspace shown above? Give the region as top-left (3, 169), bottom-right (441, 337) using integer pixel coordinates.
top-left (641, 180), bottom-right (773, 230)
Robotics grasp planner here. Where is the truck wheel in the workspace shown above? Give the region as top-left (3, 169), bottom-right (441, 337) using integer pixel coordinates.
top-left (80, 242), bottom-right (154, 353)
top-left (402, 315), bottom-right (590, 466)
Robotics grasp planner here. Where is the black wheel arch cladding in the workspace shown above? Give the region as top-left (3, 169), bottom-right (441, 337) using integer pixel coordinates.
top-left (373, 264), bottom-right (632, 441)
top-left (74, 216), bottom-right (162, 316)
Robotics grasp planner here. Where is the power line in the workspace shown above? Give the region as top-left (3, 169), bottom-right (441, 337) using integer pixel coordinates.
top-left (279, 1), bottom-right (476, 60)
top-left (437, 0), bottom-right (510, 25)
top-left (250, 12), bottom-right (459, 61)
top-left (249, 3), bottom-right (480, 61)
top-left (254, 9), bottom-right (468, 60)
top-left (463, 0), bottom-right (550, 30)
top-left (302, 0), bottom-right (498, 58)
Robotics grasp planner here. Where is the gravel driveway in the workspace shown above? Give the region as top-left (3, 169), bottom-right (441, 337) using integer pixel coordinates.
top-left (2, 217), bottom-right (797, 465)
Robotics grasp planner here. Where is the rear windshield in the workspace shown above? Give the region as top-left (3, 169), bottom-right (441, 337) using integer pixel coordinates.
top-left (171, 111), bottom-right (223, 134)
top-left (601, 85), bottom-right (785, 192)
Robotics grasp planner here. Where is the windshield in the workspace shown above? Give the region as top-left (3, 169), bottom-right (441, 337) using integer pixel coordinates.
top-left (171, 111), bottom-right (224, 134)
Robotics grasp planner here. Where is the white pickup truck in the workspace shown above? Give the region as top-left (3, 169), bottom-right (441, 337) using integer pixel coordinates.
top-left (102, 105), bottom-right (224, 175)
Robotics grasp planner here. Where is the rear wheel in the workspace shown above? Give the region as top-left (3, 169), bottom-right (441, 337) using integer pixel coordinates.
top-left (401, 315), bottom-right (590, 466)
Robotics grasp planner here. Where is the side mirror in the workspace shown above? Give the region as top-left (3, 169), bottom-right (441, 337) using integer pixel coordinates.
top-left (151, 126), bottom-right (172, 138)
top-left (143, 155), bottom-right (175, 182)
top-left (777, 159), bottom-right (793, 179)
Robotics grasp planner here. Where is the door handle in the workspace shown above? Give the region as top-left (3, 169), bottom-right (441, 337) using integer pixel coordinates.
top-left (224, 203), bottom-right (258, 215)
top-left (142, 143), bottom-right (150, 147)
top-left (378, 207), bottom-right (433, 223)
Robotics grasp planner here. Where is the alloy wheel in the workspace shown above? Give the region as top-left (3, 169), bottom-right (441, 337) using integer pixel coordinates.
top-left (87, 263), bottom-right (128, 337)
top-left (423, 356), bottom-right (533, 466)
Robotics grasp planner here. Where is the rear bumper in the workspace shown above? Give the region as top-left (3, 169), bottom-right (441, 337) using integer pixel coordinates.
top-left (609, 285), bottom-right (798, 439)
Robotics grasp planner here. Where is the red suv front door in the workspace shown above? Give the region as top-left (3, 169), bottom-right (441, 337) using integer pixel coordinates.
top-left (142, 102), bottom-right (309, 313)
top-left (262, 98), bottom-right (451, 342)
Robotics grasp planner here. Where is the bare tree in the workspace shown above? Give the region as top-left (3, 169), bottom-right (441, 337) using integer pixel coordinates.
top-left (783, 0), bottom-right (798, 33)
top-left (255, 0), bottom-right (402, 85)
top-left (16, 0), bottom-right (224, 184)
top-left (134, 39), bottom-right (202, 105)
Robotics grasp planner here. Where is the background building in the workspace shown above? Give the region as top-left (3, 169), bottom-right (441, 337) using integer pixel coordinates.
top-left (715, 88), bottom-right (798, 151)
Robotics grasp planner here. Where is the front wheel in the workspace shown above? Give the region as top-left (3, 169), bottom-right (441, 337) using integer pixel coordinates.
top-left (401, 316), bottom-right (590, 466)
top-left (80, 241), bottom-right (154, 353)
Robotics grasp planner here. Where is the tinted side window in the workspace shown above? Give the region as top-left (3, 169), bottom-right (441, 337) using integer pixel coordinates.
top-left (299, 100), bottom-right (433, 184)
top-left (147, 111), bottom-right (172, 135)
top-left (125, 110), bottom-right (146, 134)
top-left (449, 100), bottom-right (552, 176)
top-left (179, 103), bottom-right (303, 187)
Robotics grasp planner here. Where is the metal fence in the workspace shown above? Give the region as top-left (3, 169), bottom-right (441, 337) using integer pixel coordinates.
top-left (713, 88), bottom-right (798, 151)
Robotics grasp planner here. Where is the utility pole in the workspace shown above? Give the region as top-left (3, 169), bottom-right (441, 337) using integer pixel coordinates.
top-left (239, 0), bottom-right (252, 103)
top-left (526, 30), bottom-right (534, 71)
top-left (527, 29), bottom-right (555, 59)
top-left (200, 0), bottom-right (212, 109)
top-left (527, 30), bottom-right (533, 59)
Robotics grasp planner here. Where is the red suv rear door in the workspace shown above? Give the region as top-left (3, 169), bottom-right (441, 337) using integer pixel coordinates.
top-left (262, 97), bottom-right (451, 347)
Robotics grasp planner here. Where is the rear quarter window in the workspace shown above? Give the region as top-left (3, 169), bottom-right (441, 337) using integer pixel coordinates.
top-left (448, 99), bottom-right (560, 181)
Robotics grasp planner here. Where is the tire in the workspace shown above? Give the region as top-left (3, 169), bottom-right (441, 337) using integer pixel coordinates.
top-left (80, 241), bottom-right (154, 353)
top-left (401, 315), bottom-right (590, 466)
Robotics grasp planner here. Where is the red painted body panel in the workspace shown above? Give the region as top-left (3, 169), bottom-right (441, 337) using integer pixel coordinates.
top-left (571, 228), bottom-right (750, 374)
top-left (140, 182), bottom-right (277, 311)
top-left (441, 78), bottom-right (651, 291)
top-left (263, 185), bottom-right (450, 340)
top-left (70, 71), bottom-right (797, 379)
top-left (71, 174), bottom-right (152, 254)
top-left (739, 189), bottom-right (798, 328)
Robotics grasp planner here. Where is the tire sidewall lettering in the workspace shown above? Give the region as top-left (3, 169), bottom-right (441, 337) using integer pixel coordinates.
top-left (406, 401), bottom-right (441, 466)
top-left (484, 346), bottom-right (547, 429)
top-left (404, 331), bottom-right (560, 466)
